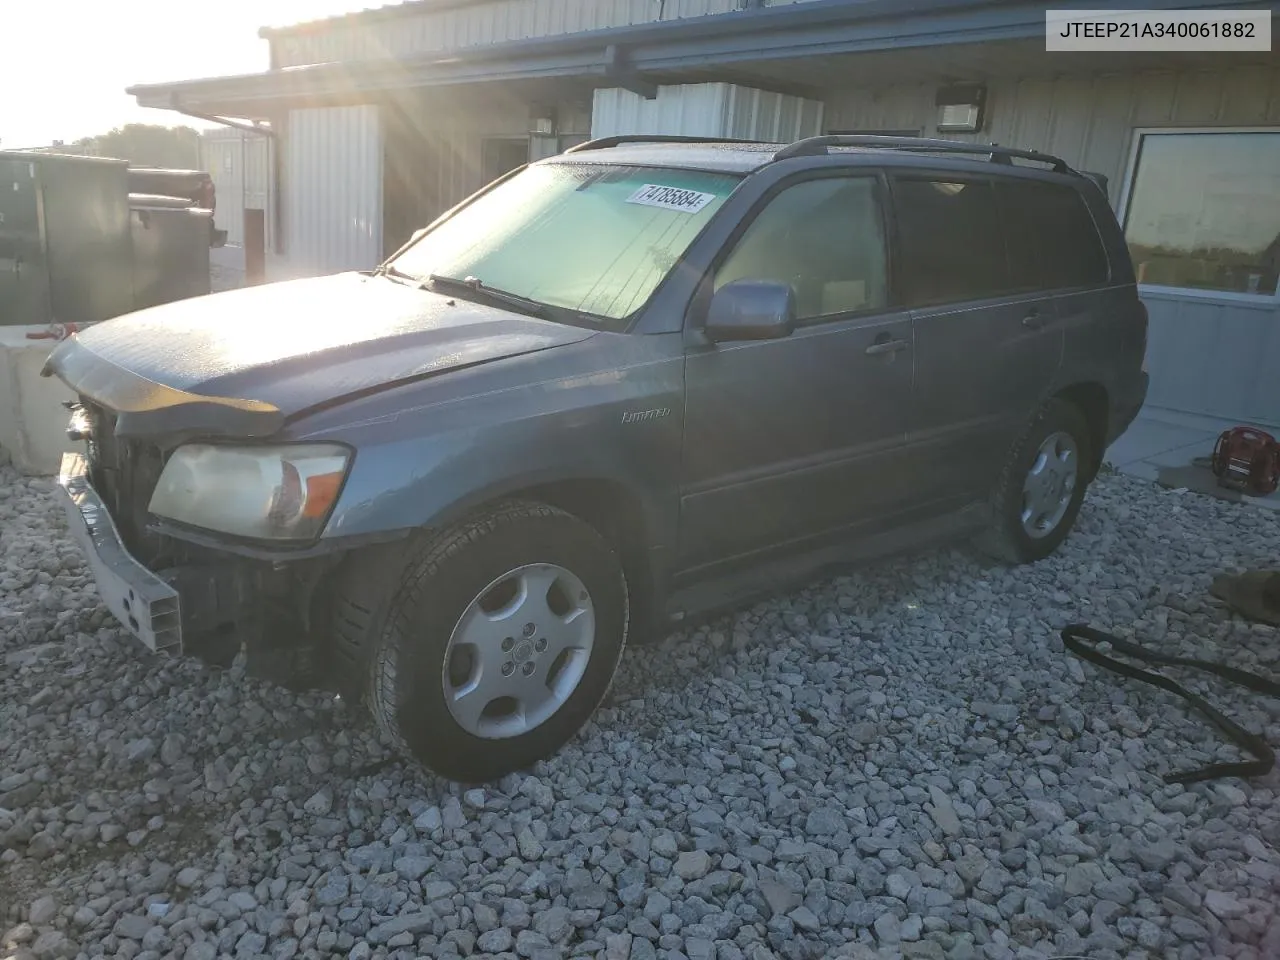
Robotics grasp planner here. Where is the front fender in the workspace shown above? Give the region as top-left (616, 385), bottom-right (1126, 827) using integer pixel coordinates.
top-left (327, 433), bottom-right (676, 551)
top-left (313, 349), bottom-right (685, 555)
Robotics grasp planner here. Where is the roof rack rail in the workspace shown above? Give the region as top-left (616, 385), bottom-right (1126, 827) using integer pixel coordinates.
top-left (772, 135), bottom-right (1073, 173)
top-left (564, 134), bottom-right (769, 154)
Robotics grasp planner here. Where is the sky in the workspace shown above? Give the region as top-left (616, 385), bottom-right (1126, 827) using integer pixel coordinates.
top-left (2, 1), bottom-right (396, 149)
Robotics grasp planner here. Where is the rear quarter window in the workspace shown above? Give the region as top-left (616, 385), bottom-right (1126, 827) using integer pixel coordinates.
top-left (997, 180), bottom-right (1110, 290)
top-left (893, 174), bottom-right (1111, 307)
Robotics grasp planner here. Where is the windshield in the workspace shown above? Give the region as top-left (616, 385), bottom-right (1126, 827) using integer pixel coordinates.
top-left (389, 163), bottom-right (741, 322)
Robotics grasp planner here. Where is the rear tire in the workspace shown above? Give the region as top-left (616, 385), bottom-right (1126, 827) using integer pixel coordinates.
top-left (342, 501), bottom-right (628, 782)
top-left (976, 398), bottom-right (1093, 565)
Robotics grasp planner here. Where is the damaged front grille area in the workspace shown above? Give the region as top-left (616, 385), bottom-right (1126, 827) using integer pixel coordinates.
top-left (66, 397), bottom-right (308, 659)
top-left (58, 452), bottom-right (184, 655)
top-left (74, 399), bottom-right (170, 566)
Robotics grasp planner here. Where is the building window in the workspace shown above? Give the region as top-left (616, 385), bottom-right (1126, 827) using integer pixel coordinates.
top-left (1124, 130), bottom-right (1280, 297)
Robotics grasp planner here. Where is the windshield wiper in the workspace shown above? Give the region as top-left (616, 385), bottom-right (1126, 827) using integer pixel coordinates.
top-left (425, 274), bottom-right (560, 320)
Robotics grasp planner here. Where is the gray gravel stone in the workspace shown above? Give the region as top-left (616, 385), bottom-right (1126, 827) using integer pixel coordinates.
top-left (2, 467), bottom-right (1276, 960)
top-left (303, 788), bottom-right (333, 816)
top-left (27, 897), bottom-right (56, 926)
top-left (1204, 890), bottom-right (1248, 920)
top-left (804, 808), bottom-right (843, 836)
top-left (926, 787), bottom-right (962, 838)
top-left (674, 850), bottom-right (712, 881)
top-left (30, 929), bottom-right (70, 960)
top-left (112, 914), bottom-right (152, 941)
top-left (477, 927), bottom-right (514, 952)
top-left (873, 913), bottom-right (901, 945)
top-left (413, 806), bottom-right (442, 832)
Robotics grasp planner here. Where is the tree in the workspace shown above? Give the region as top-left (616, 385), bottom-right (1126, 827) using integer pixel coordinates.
top-left (75, 123), bottom-right (203, 169)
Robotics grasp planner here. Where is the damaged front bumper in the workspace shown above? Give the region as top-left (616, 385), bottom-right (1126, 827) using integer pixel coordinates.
top-left (56, 452), bottom-right (183, 654)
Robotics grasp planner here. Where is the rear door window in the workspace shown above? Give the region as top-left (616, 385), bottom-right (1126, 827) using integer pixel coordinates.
top-left (997, 180), bottom-right (1110, 290)
top-left (892, 178), bottom-right (1010, 306)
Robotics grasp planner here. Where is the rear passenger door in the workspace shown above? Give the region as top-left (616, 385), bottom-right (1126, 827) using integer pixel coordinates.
top-left (891, 174), bottom-right (1064, 507)
top-left (998, 178), bottom-right (1114, 401)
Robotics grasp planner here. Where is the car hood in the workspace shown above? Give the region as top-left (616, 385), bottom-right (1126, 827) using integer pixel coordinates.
top-left (43, 272), bottom-right (597, 440)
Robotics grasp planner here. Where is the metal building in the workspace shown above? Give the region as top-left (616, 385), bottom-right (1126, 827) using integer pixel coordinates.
top-left (129, 0), bottom-right (1280, 427)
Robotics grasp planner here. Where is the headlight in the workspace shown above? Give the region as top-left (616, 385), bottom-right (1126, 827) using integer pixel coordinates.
top-left (149, 444), bottom-right (351, 541)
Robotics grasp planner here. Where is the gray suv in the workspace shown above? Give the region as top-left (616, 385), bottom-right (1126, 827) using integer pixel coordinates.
top-left (46, 135), bottom-right (1148, 781)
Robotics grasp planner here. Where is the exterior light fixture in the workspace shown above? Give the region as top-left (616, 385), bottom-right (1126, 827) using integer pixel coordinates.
top-left (935, 83), bottom-right (987, 134)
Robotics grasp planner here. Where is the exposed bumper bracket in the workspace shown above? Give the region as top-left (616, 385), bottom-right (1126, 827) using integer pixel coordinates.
top-left (56, 452), bottom-right (183, 654)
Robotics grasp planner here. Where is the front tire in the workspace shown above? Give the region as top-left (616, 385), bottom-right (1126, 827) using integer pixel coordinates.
top-left (358, 501), bottom-right (628, 782)
top-left (977, 398), bottom-right (1093, 564)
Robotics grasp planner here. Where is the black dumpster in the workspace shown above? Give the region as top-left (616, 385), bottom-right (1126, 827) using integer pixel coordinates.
top-left (0, 152), bottom-right (133, 326)
top-left (129, 193), bottom-right (213, 311)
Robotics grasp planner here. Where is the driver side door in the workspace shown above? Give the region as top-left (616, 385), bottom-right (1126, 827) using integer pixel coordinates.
top-left (678, 173), bottom-right (917, 572)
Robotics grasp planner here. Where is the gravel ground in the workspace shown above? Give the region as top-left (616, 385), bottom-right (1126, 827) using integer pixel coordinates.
top-left (2, 463), bottom-right (1279, 960)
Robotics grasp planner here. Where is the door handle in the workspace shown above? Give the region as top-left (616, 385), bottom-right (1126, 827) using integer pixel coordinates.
top-left (1021, 311), bottom-right (1046, 330)
top-left (866, 336), bottom-right (910, 356)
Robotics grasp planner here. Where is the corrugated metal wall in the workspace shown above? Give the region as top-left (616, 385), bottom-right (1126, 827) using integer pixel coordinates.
top-left (284, 106), bottom-right (383, 275)
top-left (381, 91), bottom-right (592, 255)
top-left (825, 64), bottom-right (1280, 209)
top-left (1141, 288), bottom-right (1280, 425)
top-left (591, 83), bottom-right (823, 140)
top-left (826, 63), bottom-right (1280, 424)
top-left (723, 85), bottom-right (824, 141)
top-left (272, 0), bottom-right (822, 67)
top-left (199, 128), bottom-right (274, 248)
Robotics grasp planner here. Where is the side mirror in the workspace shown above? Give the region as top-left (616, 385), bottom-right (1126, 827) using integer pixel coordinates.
top-left (704, 280), bottom-right (796, 342)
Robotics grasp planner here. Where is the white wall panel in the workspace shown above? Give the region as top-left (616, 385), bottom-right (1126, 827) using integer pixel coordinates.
top-left (723, 85), bottom-right (824, 142)
top-left (199, 128), bottom-right (273, 249)
top-left (825, 63), bottom-right (1280, 424)
top-left (824, 63), bottom-right (1280, 208)
top-left (591, 83), bottom-right (823, 140)
top-left (273, 0), bottom-right (824, 67)
top-left (591, 84), bottom-right (726, 138)
top-left (284, 106), bottom-right (382, 276)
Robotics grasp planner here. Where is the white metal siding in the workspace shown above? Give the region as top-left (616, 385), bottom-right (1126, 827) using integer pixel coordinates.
top-left (591, 83), bottom-right (823, 140)
top-left (199, 128), bottom-right (273, 249)
top-left (272, 0), bottom-right (823, 67)
top-left (1142, 289), bottom-right (1280, 425)
top-left (824, 64), bottom-right (1280, 208)
top-left (381, 90), bottom-right (590, 241)
top-left (723, 85), bottom-right (824, 141)
top-left (284, 106), bottom-right (383, 276)
top-left (826, 63), bottom-right (1280, 425)
top-left (592, 84), bottom-right (727, 139)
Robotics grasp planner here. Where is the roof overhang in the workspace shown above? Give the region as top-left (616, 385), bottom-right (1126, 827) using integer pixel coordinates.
top-left (129, 0), bottom-right (1280, 120)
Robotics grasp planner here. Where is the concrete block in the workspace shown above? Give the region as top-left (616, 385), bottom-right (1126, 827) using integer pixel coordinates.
top-left (0, 327), bottom-right (83, 476)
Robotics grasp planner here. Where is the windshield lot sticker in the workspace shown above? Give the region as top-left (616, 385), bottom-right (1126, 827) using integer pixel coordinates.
top-left (626, 184), bottom-right (717, 214)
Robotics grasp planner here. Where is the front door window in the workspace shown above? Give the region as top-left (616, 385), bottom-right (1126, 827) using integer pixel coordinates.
top-left (714, 176), bottom-right (888, 319)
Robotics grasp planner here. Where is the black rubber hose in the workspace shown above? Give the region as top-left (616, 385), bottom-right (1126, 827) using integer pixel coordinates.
top-left (1061, 623), bottom-right (1279, 784)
